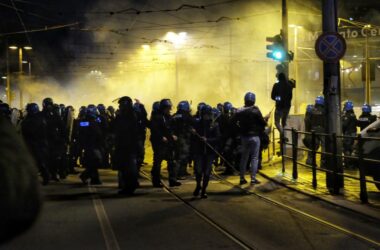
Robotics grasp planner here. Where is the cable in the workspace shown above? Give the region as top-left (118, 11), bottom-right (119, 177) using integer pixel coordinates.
top-left (0, 22), bottom-right (80, 36)
top-left (87, 0), bottom-right (244, 15)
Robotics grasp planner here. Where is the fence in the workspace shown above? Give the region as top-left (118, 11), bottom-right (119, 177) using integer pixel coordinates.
top-left (280, 128), bottom-right (380, 203)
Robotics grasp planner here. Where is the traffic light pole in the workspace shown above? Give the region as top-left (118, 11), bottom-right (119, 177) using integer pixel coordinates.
top-left (322, 0), bottom-right (344, 194)
top-left (281, 0), bottom-right (289, 77)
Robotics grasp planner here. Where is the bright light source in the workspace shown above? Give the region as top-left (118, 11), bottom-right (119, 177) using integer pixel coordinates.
top-left (349, 17), bottom-right (354, 21)
top-left (179, 32), bottom-right (187, 38)
top-left (273, 51), bottom-right (284, 60)
top-left (354, 68), bottom-right (359, 72)
top-left (353, 55), bottom-right (357, 58)
top-left (289, 24), bottom-right (303, 29)
top-left (142, 44), bottom-right (151, 50)
top-left (165, 31), bottom-right (187, 48)
top-left (1, 76), bottom-right (7, 79)
top-left (9, 46), bottom-right (18, 50)
top-left (22, 61), bottom-right (28, 64)
top-left (23, 46), bottom-right (32, 50)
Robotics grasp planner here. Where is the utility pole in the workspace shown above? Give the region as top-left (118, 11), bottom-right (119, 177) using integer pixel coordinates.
top-left (364, 26), bottom-right (371, 104)
top-left (18, 48), bottom-right (23, 109)
top-left (282, 0), bottom-right (289, 77)
top-left (293, 27), bottom-right (299, 114)
top-left (5, 41), bottom-right (11, 105)
top-left (322, 0), bottom-right (344, 194)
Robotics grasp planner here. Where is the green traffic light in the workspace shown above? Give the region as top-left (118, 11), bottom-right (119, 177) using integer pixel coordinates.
top-left (273, 51), bottom-right (284, 60)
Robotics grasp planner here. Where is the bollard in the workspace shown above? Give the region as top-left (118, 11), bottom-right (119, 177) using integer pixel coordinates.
top-left (311, 131), bottom-right (317, 189)
top-left (357, 135), bottom-right (368, 203)
top-left (292, 129), bottom-right (298, 180)
top-left (281, 131), bottom-right (285, 174)
top-left (331, 133), bottom-right (340, 195)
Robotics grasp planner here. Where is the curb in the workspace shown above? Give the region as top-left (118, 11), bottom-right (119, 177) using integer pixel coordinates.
top-left (258, 170), bottom-right (380, 223)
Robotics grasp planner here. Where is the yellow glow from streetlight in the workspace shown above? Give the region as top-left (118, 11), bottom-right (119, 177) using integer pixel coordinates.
top-left (142, 44), bottom-right (151, 50)
top-left (165, 31), bottom-right (187, 48)
top-left (9, 46), bottom-right (18, 50)
top-left (23, 46), bottom-right (33, 50)
top-left (289, 24), bottom-right (303, 29)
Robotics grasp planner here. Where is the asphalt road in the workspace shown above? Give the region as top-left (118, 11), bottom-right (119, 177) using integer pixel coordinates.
top-left (1, 168), bottom-right (379, 250)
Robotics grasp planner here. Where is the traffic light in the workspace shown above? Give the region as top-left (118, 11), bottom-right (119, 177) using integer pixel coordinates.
top-left (266, 32), bottom-right (294, 62)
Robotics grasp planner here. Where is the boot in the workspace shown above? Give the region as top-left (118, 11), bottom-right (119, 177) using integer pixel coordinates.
top-left (193, 185), bottom-right (201, 196)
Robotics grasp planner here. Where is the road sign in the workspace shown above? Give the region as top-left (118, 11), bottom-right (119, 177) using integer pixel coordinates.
top-left (315, 32), bottom-right (346, 63)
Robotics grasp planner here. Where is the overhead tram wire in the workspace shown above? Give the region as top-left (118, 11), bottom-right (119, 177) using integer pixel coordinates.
top-left (0, 22), bottom-right (80, 36)
top-left (0, 1), bottom-right (55, 22)
top-left (85, 0), bottom-right (244, 15)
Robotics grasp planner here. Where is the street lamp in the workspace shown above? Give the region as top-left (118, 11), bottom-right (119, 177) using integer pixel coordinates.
top-left (164, 31), bottom-right (188, 99)
top-left (8, 45), bottom-right (32, 108)
top-left (289, 24), bottom-right (302, 114)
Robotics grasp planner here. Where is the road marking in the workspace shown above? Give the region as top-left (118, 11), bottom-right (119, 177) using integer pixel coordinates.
top-left (89, 186), bottom-right (121, 250)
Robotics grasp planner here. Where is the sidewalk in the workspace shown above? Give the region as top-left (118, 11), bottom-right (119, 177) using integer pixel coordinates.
top-left (259, 156), bottom-right (380, 221)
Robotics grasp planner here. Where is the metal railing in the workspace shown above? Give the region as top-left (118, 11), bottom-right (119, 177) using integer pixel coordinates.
top-left (281, 128), bottom-right (380, 203)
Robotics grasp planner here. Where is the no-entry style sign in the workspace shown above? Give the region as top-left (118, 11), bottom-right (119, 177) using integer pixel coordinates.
top-left (315, 32), bottom-right (346, 63)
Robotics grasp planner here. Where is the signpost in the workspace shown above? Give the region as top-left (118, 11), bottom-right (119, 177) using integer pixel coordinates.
top-left (319, 0), bottom-right (345, 194)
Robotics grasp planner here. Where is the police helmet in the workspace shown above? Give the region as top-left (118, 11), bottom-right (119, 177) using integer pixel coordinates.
top-left (118, 96), bottom-right (133, 106)
top-left (26, 103), bottom-right (40, 115)
top-left (97, 104), bottom-right (106, 113)
top-left (87, 104), bottom-right (98, 118)
top-left (177, 101), bottom-right (190, 112)
top-left (315, 96), bottom-right (325, 106)
top-left (223, 102), bottom-right (233, 113)
top-left (362, 104), bottom-right (371, 113)
top-left (201, 104), bottom-right (213, 116)
top-left (107, 106), bottom-right (115, 113)
top-left (244, 92), bottom-right (256, 104)
top-left (42, 97), bottom-right (53, 108)
top-left (212, 107), bottom-right (221, 117)
top-left (0, 103), bottom-right (11, 116)
top-left (152, 101), bottom-right (160, 112)
top-left (197, 102), bottom-right (206, 112)
top-left (160, 99), bottom-right (172, 110)
top-left (344, 100), bottom-right (354, 111)
top-left (306, 104), bottom-right (314, 113)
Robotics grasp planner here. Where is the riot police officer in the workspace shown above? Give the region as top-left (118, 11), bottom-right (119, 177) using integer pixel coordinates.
top-left (192, 105), bottom-right (220, 198)
top-left (78, 105), bottom-right (104, 185)
top-left (219, 101), bottom-right (235, 175)
top-left (357, 104), bottom-right (377, 131)
top-left (0, 102), bottom-right (11, 120)
top-left (310, 96), bottom-right (326, 167)
top-left (41, 98), bottom-right (66, 181)
top-left (133, 101), bottom-right (148, 168)
top-left (111, 96), bottom-right (139, 195)
top-left (303, 104), bottom-right (315, 165)
top-left (150, 99), bottom-right (181, 187)
top-left (172, 101), bottom-right (193, 179)
top-left (21, 103), bottom-right (50, 185)
top-left (342, 100), bottom-right (357, 168)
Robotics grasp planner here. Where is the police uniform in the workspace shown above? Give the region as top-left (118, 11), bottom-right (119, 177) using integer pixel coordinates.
top-left (150, 99), bottom-right (181, 187)
top-left (21, 104), bottom-right (50, 185)
top-left (172, 102), bottom-right (193, 179)
top-left (192, 105), bottom-right (220, 198)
